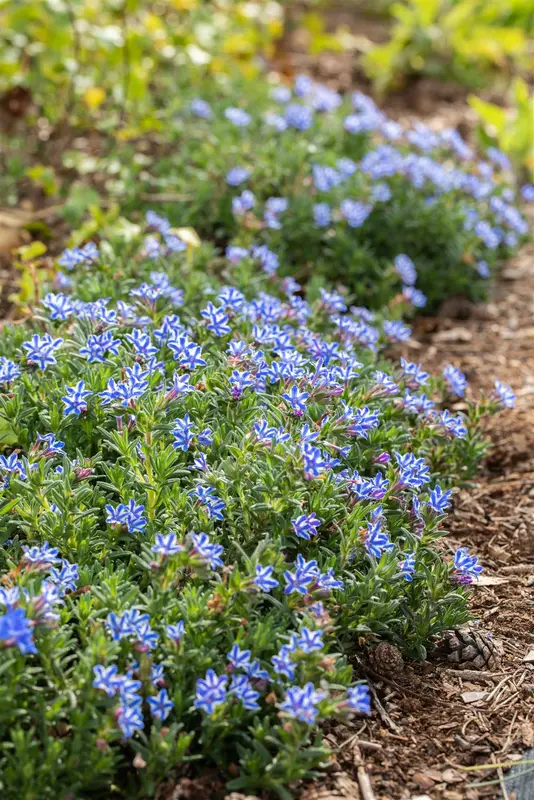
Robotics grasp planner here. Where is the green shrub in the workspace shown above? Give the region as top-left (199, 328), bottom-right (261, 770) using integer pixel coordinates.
top-left (95, 76), bottom-right (527, 313)
top-left (363, 0), bottom-right (531, 93)
top-left (0, 218), bottom-right (514, 797)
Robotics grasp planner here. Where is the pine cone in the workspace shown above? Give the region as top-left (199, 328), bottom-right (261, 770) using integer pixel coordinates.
top-left (433, 628), bottom-right (501, 671)
top-left (369, 642), bottom-right (404, 677)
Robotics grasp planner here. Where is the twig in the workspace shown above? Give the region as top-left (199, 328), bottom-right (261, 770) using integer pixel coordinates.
top-left (354, 745), bottom-right (376, 800)
top-left (501, 564), bottom-right (534, 574)
top-left (492, 753), bottom-right (510, 800)
top-left (438, 668), bottom-right (503, 683)
top-left (338, 732), bottom-right (383, 752)
top-left (499, 709), bottom-right (519, 754)
top-left (369, 683), bottom-right (402, 735)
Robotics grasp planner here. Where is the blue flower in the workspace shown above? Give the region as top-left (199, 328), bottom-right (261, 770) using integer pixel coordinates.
top-left (22, 541), bottom-right (60, 565)
top-left (427, 485), bottom-right (452, 514)
top-left (225, 246), bottom-right (250, 264)
top-left (251, 244), bottom-right (279, 275)
top-left (282, 385), bottom-right (310, 416)
top-left (166, 620), bottom-right (185, 642)
top-left (48, 559), bottom-right (79, 594)
top-left (254, 564), bottom-right (279, 592)
top-left (440, 410), bottom-right (468, 439)
top-left (227, 643), bottom-right (251, 670)
top-left (232, 190), bottom-right (255, 216)
top-left (365, 522), bottom-right (394, 559)
top-left (58, 247), bottom-right (87, 270)
top-left (291, 512), bottom-right (321, 541)
top-left (190, 532), bottom-right (225, 569)
top-left (126, 329), bottom-right (158, 359)
top-left (62, 380), bottom-right (91, 416)
top-left (313, 202), bottom-right (331, 227)
top-left (200, 302), bottom-right (231, 337)
top-left (285, 103), bottom-right (313, 131)
top-left (150, 664), bottom-right (165, 685)
top-left (194, 669), bottom-right (228, 714)
top-left (403, 286), bottom-right (427, 308)
top-left (298, 627), bottom-right (324, 653)
top-left (319, 288), bottom-right (346, 313)
top-left (191, 486), bottom-right (226, 520)
top-left (279, 683), bottom-right (326, 724)
top-left (383, 320), bottom-right (411, 343)
top-left (443, 365), bottom-right (467, 397)
top-left (0, 453), bottom-right (27, 481)
top-left (147, 688), bottom-right (174, 721)
top-left (23, 333), bottom-right (63, 370)
top-left (152, 532), bottom-right (183, 557)
top-left (453, 547), bottom-right (483, 583)
top-left (226, 167), bottom-right (250, 186)
top-left (294, 74), bottom-right (314, 96)
top-left (312, 164), bottom-right (342, 192)
top-left (347, 684), bottom-right (371, 715)
top-left (271, 85), bottom-right (291, 103)
top-left (229, 675), bottom-right (261, 710)
top-left (93, 664), bottom-right (119, 697)
top-left (395, 451), bottom-right (431, 489)
top-left (190, 98), bottom-right (212, 119)
top-left (494, 379), bottom-right (515, 409)
top-left (372, 182), bottom-right (391, 202)
top-left (0, 357), bottom-right (21, 384)
top-left (172, 414), bottom-right (196, 452)
top-left (400, 358), bottom-right (429, 388)
top-left (224, 107), bottom-right (251, 127)
top-left (79, 331), bottom-right (121, 363)
top-left (340, 199), bottom-right (372, 228)
top-left (0, 607), bottom-right (36, 654)
top-left (105, 500), bottom-right (147, 534)
top-left (42, 292), bottom-right (75, 320)
top-left (244, 660), bottom-right (269, 680)
top-left (345, 406), bottom-right (381, 439)
top-left (398, 552), bottom-right (416, 582)
top-left (117, 705), bottom-right (144, 739)
top-left (301, 443), bottom-right (328, 479)
top-left (229, 370), bottom-right (256, 399)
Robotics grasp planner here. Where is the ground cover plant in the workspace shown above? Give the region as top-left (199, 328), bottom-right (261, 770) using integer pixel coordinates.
top-left (0, 210), bottom-right (518, 797)
top-left (9, 73), bottom-right (529, 317)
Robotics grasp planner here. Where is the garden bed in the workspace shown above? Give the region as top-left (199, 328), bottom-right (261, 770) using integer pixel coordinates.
top-left (299, 224), bottom-right (534, 800)
top-left (0, 11), bottom-right (532, 796)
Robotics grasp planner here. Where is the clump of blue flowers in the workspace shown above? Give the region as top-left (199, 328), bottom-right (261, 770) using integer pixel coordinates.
top-left (112, 75), bottom-right (533, 313)
top-left (0, 183), bottom-right (520, 796)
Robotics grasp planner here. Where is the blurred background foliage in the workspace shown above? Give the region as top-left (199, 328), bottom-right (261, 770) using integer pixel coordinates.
top-left (0, 0), bottom-right (532, 213)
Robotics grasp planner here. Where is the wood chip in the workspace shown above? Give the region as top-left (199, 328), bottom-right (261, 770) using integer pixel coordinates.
top-left (461, 690), bottom-right (487, 704)
top-left (474, 575), bottom-right (509, 586)
top-left (523, 650), bottom-right (534, 663)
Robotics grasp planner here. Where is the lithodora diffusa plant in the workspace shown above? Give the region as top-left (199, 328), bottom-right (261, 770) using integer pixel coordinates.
top-left (0, 220), bottom-right (515, 798)
top-left (97, 74), bottom-right (530, 312)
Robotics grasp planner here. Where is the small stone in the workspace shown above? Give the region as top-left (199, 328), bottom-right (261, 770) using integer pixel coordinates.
top-left (413, 772), bottom-right (436, 790)
top-left (461, 690), bottom-right (487, 704)
top-left (442, 768), bottom-right (463, 784)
